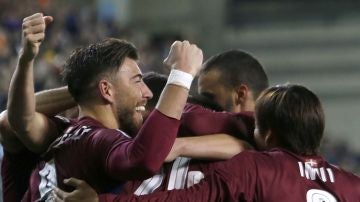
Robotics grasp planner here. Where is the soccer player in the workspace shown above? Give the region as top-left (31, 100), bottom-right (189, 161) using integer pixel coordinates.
top-left (2, 13), bottom-right (256, 201)
top-left (0, 13), bottom-right (75, 202)
top-left (54, 50), bottom-right (270, 199)
top-left (67, 84), bottom-right (359, 201)
top-left (121, 50), bottom-right (269, 195)
top-left (6, 13), bottom-right (205, 201)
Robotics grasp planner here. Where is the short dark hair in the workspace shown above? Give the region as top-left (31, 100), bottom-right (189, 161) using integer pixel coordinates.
top-left (187, 95), bottom-right (223, 112)
top-left (255, 84), bottom-right (325, 155)
top-left (63, 38), bottom-right (138, 103)
top-left (201, 50), bottom-right (269, 99)
top-left (142, 71), bottom-right (168, 109)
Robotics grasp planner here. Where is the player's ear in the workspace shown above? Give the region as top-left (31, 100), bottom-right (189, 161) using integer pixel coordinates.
top-left (234, 84), bottom-right (249, 105)
top-left (98, 79), bottom-right (115, 103)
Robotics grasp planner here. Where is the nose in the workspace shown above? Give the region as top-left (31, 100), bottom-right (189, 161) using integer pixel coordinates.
top-left (141, 83), bottom-right (153, 100)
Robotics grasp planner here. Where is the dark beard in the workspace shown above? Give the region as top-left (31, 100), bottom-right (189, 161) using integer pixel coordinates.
top-left (118, 109), bottom-right (141, 137)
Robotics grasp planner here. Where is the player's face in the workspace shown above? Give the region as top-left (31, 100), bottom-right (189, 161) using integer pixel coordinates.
top-left (198, 69), bottom-right (236, 112)
top-left (112, 57), bottom-right (153, 135)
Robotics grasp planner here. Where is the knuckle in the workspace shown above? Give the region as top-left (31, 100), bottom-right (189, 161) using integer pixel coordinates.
top-left (22, 22), bottom-right (28, 29)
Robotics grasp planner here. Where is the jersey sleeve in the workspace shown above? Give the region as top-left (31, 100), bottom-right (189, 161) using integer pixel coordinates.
top-left (179, 103), bottom-right (255, 145)
top-left (2, 150), bottom-right (40, 202)
top-left (98, 173), bottom-right (233, 202)
top-left (90, 110), bottom-right (180, 181)
top-left (98, 151), bottom-right (258, 202)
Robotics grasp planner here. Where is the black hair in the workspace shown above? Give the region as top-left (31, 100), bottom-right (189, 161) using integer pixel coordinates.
top-left (142, 71), bottom-right (168, 109)
top-left (255, 84), bottom-right (325, 155)
top-left (62, 38), bottom-right (138, 103)
top-left (201, 50), bottom-right (269, 99)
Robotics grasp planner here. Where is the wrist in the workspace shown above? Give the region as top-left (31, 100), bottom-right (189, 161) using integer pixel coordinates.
top-left (18, 47), bottom-right (37, 63)
top-left (18, 54), bottom-right (35, 65)
top-left (166, 69), bottom-right (194, 90)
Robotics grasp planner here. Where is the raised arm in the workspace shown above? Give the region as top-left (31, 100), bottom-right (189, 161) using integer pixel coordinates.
top-left (155, 41), bottom-right (203, 120)
top-left (6, 13), bottom-right (60, 153)
top-left (106, 41), bottom-right (203, 178)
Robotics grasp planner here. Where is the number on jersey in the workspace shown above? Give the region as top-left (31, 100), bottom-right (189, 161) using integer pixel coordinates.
top-left (38, 159), bottom-right (57, 201)
top-left (306, 189), bottom-right (337, 202)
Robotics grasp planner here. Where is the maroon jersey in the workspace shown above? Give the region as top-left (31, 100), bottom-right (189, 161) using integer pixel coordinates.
top-left (1, 115), bottom-right (70, 202)
top-left (180, 103), bottom-right (255, 145)
top-left (121, 103), bottom-right (255, 195)
top-left (2, 150), bottom-right (40, 202)
top-left (100, 149), bottom-right (360, 201)
top-left (23, 110), bottom-right (180, 201)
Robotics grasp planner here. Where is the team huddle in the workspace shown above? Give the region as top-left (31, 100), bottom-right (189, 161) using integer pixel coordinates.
top-left (0, 13), bottom-right (359, 202)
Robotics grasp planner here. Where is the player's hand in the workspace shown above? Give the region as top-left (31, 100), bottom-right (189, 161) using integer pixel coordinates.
top-left (21, 13), bottom-right (53, 61)
top-left (53, 178), bottom-right (99, 202)
top-left (163, 40), bottom-right (203, 77)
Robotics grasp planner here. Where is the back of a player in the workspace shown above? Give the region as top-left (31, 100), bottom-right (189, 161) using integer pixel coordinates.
top-left (225, 149), bottom-right (360, 201)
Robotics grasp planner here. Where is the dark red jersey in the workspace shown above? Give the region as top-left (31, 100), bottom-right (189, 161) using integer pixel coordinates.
top-left (121, 103), bottom-right (255, 196)
top-left (180, 103), bottom-right (255, 144)
top-left (101, 149), bottom-right (360, 202)
top-left (1, 115), bottom-right (70, 202)
top-left (2, 150), bottom-right (40, 202)
top-left (23, 110), bottom-right (180, 201)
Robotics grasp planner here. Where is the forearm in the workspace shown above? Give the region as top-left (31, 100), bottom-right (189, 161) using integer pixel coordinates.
top-left (175, 134), bottom-right (253, 160)
top-left (156, 84), bottom-right (189, 120)
top-left (7, 56), bottom-right (36, 133)
top-left (107, 110), bottom-right (179, 179)
top-left (35, 86), bottom-right (76, 116)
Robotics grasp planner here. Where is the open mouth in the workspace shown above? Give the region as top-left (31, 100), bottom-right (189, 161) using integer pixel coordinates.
top-left (135, 106), bottom-right (146, 113)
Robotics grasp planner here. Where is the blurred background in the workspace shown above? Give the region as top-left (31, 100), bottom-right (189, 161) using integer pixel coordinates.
top-left (0, 0), bottom-right (359, 195)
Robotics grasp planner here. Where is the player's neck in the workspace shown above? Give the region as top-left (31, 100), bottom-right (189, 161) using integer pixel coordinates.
top-left (78, 104), bottom-right (119, 129)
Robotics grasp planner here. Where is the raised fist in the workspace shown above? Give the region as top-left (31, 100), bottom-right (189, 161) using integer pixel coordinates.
top-left (163, 40), bottom-right (203, 77)
top-left (21, 13), bottom-right (53, 61)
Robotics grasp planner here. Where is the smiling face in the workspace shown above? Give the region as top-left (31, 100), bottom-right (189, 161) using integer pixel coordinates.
top-left (198, 69), bottom-right (237, 112)
top-left (112, 57), bottom-right (153, 135)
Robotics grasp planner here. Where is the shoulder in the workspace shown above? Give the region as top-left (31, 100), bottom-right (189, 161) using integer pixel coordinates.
top-left (329, 163), bottom-right (360, 183)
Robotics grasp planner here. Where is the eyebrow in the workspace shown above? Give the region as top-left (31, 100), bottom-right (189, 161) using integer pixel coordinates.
top-left (130, 73), bottom-right (143, 80)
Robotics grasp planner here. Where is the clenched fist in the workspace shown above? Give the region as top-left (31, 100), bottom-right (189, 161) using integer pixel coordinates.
top-left (21, 13), bottom-right (53, 61)
top-left (163, 40), bottom-right (203, 77)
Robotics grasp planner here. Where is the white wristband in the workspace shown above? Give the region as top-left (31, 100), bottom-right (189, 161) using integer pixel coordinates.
top-left (166, 69), bottom-right (194, 90)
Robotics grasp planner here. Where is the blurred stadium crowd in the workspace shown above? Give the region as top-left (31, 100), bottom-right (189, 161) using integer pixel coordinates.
top-left (0, 0), bottom-right (358, 183)
top-left (0, 0), bottom-right (179, 111)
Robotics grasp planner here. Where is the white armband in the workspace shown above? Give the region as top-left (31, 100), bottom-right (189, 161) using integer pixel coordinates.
top-left (166, 69), bottom-right (194, 90)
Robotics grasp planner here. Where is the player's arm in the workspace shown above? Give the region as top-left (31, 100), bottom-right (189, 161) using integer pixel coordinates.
top-left (34, 86), bottom-right (76, 116)
top-left (106, 41), bottom-right (203, 179)
top-left (0, 86), bottom-right (76, 153)
top-left (155, 41), bottom-right (202, 120)
top-left (180, 106), bottom-right (254, 139)
top-left (6, 13), bottom-right (60, 153)
top-left (0, 111), bottom-right (24, 153)
top-left (54, 173), bottom-right (230, 202)
top-left (166, 134), bottom-right (254, 162)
